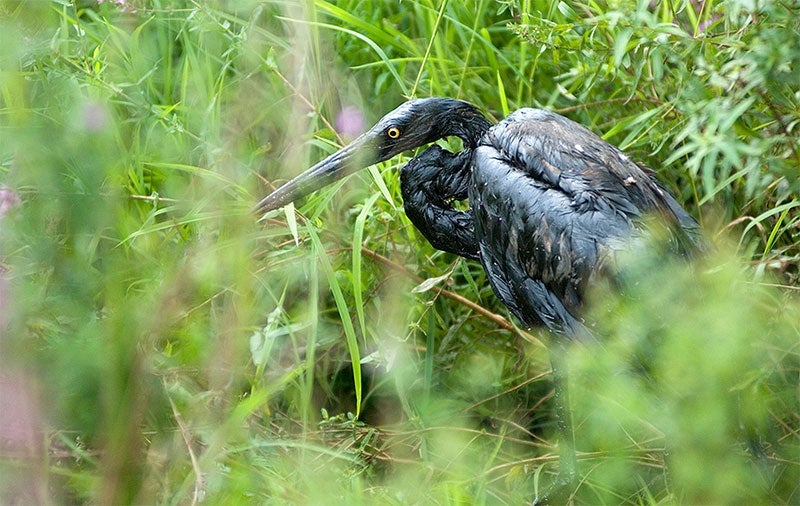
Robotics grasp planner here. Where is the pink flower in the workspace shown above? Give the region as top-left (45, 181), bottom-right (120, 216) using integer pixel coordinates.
top-left (0, 186), bottom-right (20, 217)
top-left (97, 0), bottom-right (128, 11)
top-left (335, 106), bottom-right (366, 140)
top-left (81, 101), bottom-right (109, 132)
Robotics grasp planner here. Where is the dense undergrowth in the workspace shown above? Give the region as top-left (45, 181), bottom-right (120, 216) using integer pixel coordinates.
top-left (1, 0), bottom-right (798, 504)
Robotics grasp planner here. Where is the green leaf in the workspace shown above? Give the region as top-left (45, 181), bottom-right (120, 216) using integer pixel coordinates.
top-left (411, 270), bottom-right (453, 294)
top-left (352, 192), bottom-right (382, 343)
top-left (613, 27), bottom-right (633, 68)
top-left (308, 225), bottom-right (362, 417)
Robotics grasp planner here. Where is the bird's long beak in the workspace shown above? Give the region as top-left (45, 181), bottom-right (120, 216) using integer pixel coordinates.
top-left (255, 133), bottom-right (379, 215)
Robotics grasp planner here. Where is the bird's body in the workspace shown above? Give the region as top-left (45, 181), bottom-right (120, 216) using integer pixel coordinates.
top-left (364, 101), bottom-right (701, 337)
top-left (472, 108), bottom-right (701, 335)
top-left (256, 97), bottom-right (702, 495)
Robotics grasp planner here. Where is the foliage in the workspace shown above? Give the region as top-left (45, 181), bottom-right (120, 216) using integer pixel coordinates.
top-left (0, 0), bottom-right (798, 504)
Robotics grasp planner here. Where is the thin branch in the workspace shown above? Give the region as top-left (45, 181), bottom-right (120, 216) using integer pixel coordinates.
top-left (130, 194), bottom-right (179, 203)
top-left (271, 68), bottom-right (344, 146)
top-left (360, 247), bottom-right (546, 349)
top-left (165, 381), bottom-right (205, 506)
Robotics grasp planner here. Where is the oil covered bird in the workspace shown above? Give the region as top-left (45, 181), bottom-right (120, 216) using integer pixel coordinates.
top-left (255, 97), bottom-right (703, 496)
top-left (256, 97), bottom-right (701, 337)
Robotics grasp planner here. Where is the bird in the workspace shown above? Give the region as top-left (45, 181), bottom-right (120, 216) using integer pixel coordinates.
top-left (255, 97), bottom-right (703, 497)
top-left (257, 98), bottom-right (701, 334)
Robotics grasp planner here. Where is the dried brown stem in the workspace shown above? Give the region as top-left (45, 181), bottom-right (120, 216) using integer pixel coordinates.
top-left (359, 247), bottom-right (545, 349)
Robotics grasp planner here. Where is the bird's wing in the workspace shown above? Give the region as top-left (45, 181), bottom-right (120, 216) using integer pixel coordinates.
top-left (470, 108), bottom-right (700, 336)
top-left (400, 146), bottom-right (480, 260)
top-left (501, 108), bottom-right (705, 253)
top-left (471, 139), bottom-right (622, 335)
top-left (484, 108), bottom-right (687, 221)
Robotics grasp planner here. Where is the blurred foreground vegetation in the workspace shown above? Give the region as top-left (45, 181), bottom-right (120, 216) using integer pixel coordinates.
top-left (1, 0), bottom-right (798, 504)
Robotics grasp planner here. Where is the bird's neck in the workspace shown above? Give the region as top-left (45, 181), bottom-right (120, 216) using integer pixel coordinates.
top-left (437, 107), bottom-right (492, 148)
top-left (458, 117), bottom-right (493, 148)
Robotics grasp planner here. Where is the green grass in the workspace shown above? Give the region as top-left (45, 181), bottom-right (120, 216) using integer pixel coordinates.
top-left (1, 0), bottom-right (798, 504)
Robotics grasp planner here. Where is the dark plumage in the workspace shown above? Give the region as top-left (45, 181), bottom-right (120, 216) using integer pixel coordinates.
top-left (471, 107), bottom-right (700, 335)
top-left (255, 97), bottom-right (703, 496)
top-left (399, 145), bottom-right (479, 261)
top-left (257, 97), bottom-right (701, 338)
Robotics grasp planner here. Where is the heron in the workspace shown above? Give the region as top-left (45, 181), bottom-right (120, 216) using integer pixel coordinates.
top-left (255, 97), bottom-right (703, 498)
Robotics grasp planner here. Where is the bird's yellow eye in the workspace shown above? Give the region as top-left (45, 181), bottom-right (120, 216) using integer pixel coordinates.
top-left (387, 127), bottom-right (401, 139)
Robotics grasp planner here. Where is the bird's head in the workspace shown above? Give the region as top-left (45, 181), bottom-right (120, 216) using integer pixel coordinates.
top-left (255, 97), bottom-right (489, 214)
